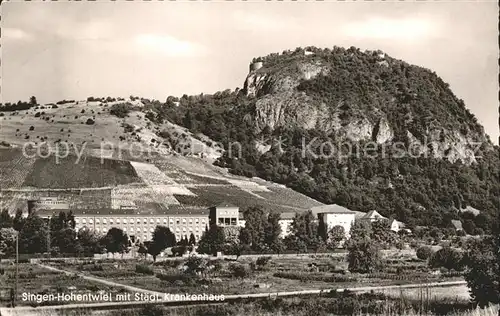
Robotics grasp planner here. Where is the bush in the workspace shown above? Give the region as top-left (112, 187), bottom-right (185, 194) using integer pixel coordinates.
top-left (85, 118), bottom-right (95, 125)
top-left (255, 256), bottom-right (272, 270)
top-left (29, 126), bottom-right (35, 131)
top-left (346, 238), bottom-right (381, 273)
top-left (429, 247), bottom-right (464, 271)
top-left (110, 103), bottom-right (131, 118)
top-left (52, 104), bottom-right (58, 109)
top-left (228, 263), bottom-right (251, 278)
top-left (416, 246), bottom-right (433, 260)
top-left (135, 264), bottom-right (154, 275)
top-left (34, 112), bottom-right (41, 118)
top-left (463, 236), bottom-right (499, 307)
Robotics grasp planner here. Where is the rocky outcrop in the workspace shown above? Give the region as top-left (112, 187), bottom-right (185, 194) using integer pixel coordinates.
top-left (241, 51), bottom-right (492, 164)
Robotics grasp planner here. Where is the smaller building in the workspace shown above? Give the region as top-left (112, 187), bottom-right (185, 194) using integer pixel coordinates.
top-left (209, 202), bottom-right (239, 227)
top-left (310, 204), bottom-right (357, 239)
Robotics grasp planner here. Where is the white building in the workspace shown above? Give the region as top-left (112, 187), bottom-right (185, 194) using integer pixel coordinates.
top-left (310, 204), bottom-right (357, 239)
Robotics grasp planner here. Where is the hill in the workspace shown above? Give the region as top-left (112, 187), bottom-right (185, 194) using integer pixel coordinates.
top-left (141, 46), bottom-right (499, 233)
top-left (0, 98), bottom-right (323, 216)
top-left (1, 46), bottom-right (498, 234)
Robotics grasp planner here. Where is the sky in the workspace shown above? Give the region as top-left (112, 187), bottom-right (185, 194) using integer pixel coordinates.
top-left (2, 1), bottom-right (498, 142)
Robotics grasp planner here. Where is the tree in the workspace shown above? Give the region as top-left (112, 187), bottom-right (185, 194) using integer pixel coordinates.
top-left (152, 226), bottom-right (176, 251)
top-left (416, 246), bottom-right (433, 260)
top-left (52, 228), bottom-right (77, 254)
top-left (328, 225), bottom-right (345, 249)
top-left (346, 238), bottom-right (381, 273)
top-left (184, 256), bottom-right (208, 276)
top-left (370, 219), bottom-right (394, 248)
top-left (188, 233), bottom-right (196, 246)
top-left (77, 228), bottom-right (105, 256)
top-left (289, 210), bottom-right (319, 251)
top-left (346, 220), bottom-right (381, 273)
top-left (239, 206), bottom-right (267, 251)
top-left (13, 209), bottom-right (24, 231)
top-left (102, 228), bottom-right (129, 257)
top-left (29, 96), bottom-right (37, 106)
top-left (0, 228), bottom-right (17, 260)
top-left (0, 210), bottom-right (13, 228)
top-left (197, 224), bottom-right (226, 255)
top-left (428, 246), bottom-right (464, 271)
top-left (463, 236), bottom-right (499, 307)
top-left (137, 243), bottom-right (148, 259)
top-left (265, 210), bottom-right (283, 254)
top-left (18, 214), bottom-right (48, 254)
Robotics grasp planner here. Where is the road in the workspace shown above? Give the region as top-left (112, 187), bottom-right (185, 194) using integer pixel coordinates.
top-left (0, 262), bottom-right (468, 316)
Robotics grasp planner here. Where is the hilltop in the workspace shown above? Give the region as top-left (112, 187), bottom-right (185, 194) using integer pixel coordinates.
top-left (139, 46), bottom-right (499, 232)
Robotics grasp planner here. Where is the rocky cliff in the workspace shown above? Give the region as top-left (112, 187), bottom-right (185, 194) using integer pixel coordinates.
top-left (242, 47), bottom-right (492, 163)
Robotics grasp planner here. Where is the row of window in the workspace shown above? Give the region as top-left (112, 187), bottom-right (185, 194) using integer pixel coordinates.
top-left (217, 217), bottom-right (238, 226)
top-left (90, 226), bottom-right (203, 234)
top-left (75, 217), bottom-right (207, 225)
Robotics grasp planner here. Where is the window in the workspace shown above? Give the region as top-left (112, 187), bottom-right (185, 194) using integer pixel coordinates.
top-left (75, 219), bottom-right (80, 224)
top-left (144, 219), bottom-right (147, 224)
top-left (230, 218), bottom-right (237, 226)
top-left (201, 219), bottom-right (206, 224)
top-left (195, 219), bottom-right (199, 224)
top-left (218, 218), bottom-right (224, 225)
top-left (89, 219), bottom-right (93, 224)
top-left (189, 219), bottom-right (193, 225)
top-left (143, 228), bottom-right (147, 232)
top-left (137, 218), bottom-right (141, 224)
top-left (163, 219), bottom-right (167, 224)
top-left (176, 219), bottom-right (180, 225)
top-left (156, 219), bottom-right (160, 224)
top-left (82, 219), bottom-right (87, 224)
top-left (182, 219), bottom-right (186, 224)
top-left (96, 228), bottom-right (100, 233)
top-left (169, 219), bottom-right (174, 224)
top-left (96, 219), bottom-right (100, 224)
top-left (150, 218), bottom-right (154, 224)
top-left (110, 219), bottom-right (114, 224)
top-left (123, 218), bottom-right (127, 224)
top-left (150, 228), bottom-right (154, 233)
top-left (116, 218), bottom-right (120, 224)
top-left (130, 228), bottom-right (134, 232)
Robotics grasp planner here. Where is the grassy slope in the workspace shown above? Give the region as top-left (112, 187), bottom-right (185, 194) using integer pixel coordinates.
top-left (0, 101), bottom-right (324, 214)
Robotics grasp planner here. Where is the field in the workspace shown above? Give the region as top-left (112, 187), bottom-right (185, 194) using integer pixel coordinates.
top-left (0, 263), bottom-right (132, 307)
top-left (23, 155), bottom-right (141, 189)
top-left (44, 251), bottom-right (465, 298)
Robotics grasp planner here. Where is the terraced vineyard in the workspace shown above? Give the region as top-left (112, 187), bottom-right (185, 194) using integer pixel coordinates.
top-left (23, 154), bottom-right (141, 189)
top-left (0, 149), bottom-right (36, 189)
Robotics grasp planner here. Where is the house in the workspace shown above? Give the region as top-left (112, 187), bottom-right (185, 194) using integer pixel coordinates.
top-left (451, 220), bottom-right (463, 231)
top-left (358, 210), bottom-right (385, 223)
top-left (389, 219), bottom-right (406, 233)
top-left (310, 204), bottom-right (357, 239)
top-left (356, 210), bottom-right (408, 233)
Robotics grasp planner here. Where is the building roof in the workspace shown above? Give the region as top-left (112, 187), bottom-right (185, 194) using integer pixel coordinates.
top-left (451, 220), bottom-right (463, 230)
top-left (362, 210), bottom-right (386, 220)
top-left (310, 204), bottom-right (356, 215)
top-left (213, 202), bottom-right (238, 208)
top-left (35, 207), bottom-right (208, 217)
